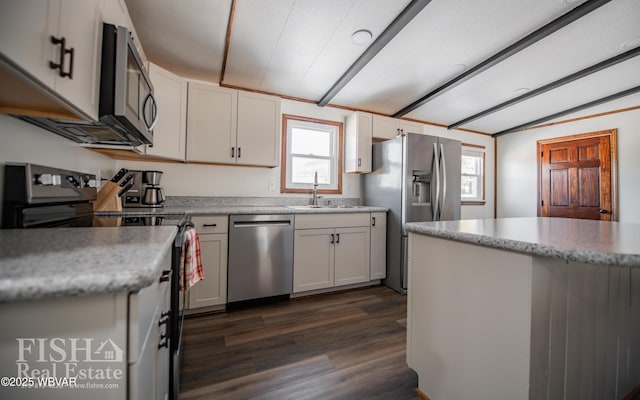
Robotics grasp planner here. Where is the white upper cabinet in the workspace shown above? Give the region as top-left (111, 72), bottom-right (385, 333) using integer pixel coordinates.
top-left (399, 119), bottom-right (423, 135)
top-left (186, 82), bottom-right (281, 167)
top-left (186, 81), bottom-right (237, 164)
top-left (372, 114), bottom-right (399, 140)
top-left (345, 111), bottom-right (372, 173)
top-left (0, 0), bottom-right (101, 120)
top-left (372, 114), bottom-right (423, 140)
top-left (236, 91), bottom-right (281, 167)
top-left (146, 63), bottom-right (187, 161)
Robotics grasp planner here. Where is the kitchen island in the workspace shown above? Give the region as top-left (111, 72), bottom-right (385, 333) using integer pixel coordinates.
top-left (406, 217), bottom-right (640, 400)
top-left (0, 226), bottom-right (177, 400)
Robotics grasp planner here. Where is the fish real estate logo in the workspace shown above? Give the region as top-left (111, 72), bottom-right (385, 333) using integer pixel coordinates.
top-left (13, 337), bottom-right (125, 388)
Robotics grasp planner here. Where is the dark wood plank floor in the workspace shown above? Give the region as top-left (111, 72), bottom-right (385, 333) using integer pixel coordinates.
top-left (179, 285), bottom-right (420, 399)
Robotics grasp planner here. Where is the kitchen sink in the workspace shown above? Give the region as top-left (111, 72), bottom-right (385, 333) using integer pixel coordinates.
top-left (286, 205), bottom-right (362, 209)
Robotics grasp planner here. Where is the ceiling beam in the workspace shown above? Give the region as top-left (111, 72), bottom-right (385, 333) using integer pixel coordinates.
top-left (391, 0), bottom-right (612, 118)
top-left (316, 0), bottom-right (432, 107)
top-left (448, 46), bottom-right (640, 129)
top-left (219, 0), bottom-right (237, 84)
top-left (492, 85), bottom-right (640, 137)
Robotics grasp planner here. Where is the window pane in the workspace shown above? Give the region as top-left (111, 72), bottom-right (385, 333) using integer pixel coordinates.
top-left (461, 176), bottom-right (479, 199)
top-left (461, 155), bottom-right (479, 175)
top-left (291, 157), bottom-right (330, 184)
top-left (291, 128), bottom-right (331, 157)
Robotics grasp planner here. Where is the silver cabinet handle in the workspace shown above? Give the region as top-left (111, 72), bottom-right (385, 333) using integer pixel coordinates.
top-left (158, 332), bottom-right (168, 349)
top-left (159, 270), bottom-right (171, 283)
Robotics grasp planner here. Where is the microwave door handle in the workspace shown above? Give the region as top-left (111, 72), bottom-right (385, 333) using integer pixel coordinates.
top-left (142, 92), bottom-right (158, 131)
top-left (148, 91), bottom-right (159, 131)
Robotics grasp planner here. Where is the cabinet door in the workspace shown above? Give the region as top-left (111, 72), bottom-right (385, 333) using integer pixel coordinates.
top-left (345, 111), bottom-right (372, 173)
top-left (372, 114), bottom-right (399, 140)
top-left (147, 63), bottom-right (187, 160)
top-left (370, 212), bottom-right (387, 279)
top-left (56, 0), bottom-right (101, 119)
top-left (293, 229), bottom-right (334, 293)
top-left (399, 119), bottom-right (422, 135)
top-left (0, 1), bottom-right (56, 90)
top-left (188, 234), bottom-right (228, 308)
top-left (186, 82), bottom-right (237, 164)
top-left (236, 91), bottom-right (281, 167)
top-left (334, 227), bottom-right (370, 286)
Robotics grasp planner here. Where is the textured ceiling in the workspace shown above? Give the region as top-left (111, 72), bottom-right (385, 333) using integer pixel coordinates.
top-left (126, 0), bottom-right (640, 135)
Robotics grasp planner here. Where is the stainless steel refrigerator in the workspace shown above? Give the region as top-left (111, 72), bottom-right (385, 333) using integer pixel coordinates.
top-left (362, 132), bottom-right (461, 293)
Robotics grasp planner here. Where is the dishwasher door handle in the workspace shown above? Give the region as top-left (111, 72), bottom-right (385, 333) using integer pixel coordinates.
top-left (233, 220), bottom-right (292, 228)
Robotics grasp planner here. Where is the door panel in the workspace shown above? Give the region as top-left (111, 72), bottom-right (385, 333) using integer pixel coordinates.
top-left (539, 132), bottom-right (614, 221)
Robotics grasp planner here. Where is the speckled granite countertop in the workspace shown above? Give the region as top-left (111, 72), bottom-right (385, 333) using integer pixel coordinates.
top-left (96, 205), bottom-right (387, 216)
top-left (406, 217), bottom-right (640, 267)
top-left (0, 226), bottom-right (177, 302)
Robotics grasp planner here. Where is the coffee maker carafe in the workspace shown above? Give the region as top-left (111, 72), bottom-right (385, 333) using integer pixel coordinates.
top-left (142, 170), bottom-right (165, 207)
top-left (122, 170), bottom-right (165, 208)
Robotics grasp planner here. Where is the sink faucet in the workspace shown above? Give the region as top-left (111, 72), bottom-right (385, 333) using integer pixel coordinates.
top-left (311, 171), bottom-right (319, 206)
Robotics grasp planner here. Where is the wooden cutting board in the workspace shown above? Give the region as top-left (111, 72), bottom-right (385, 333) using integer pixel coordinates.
top-left (93, 181), bottom-right (123, 212)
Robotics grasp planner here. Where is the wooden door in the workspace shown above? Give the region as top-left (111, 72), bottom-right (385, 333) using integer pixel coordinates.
top-left (538, 130), bottom-right (616, 220)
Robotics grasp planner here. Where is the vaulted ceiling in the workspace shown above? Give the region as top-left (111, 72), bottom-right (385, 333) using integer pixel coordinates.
top-left (125, 0), bottom-right (640, 136)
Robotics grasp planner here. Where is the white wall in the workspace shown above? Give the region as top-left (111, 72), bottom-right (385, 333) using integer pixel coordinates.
top-left (0, 115), bottom-right (116, 207)
top-left (496, 105), bottom-right (640, 223)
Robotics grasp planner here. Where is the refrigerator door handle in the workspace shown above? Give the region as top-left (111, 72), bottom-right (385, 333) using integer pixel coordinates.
top-left (439, 143), bottom-right (447, 220)
top-left (431, 142), bottom-right (440, 221)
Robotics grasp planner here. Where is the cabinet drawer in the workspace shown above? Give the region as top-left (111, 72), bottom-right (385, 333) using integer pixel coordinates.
top-left (192, 215), bottom-right (228, 234)
top-left (295, 213), bottom-right (370, 230)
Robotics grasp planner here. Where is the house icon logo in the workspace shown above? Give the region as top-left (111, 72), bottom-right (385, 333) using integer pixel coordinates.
top-left (93, 339), bottom-right (124, 362)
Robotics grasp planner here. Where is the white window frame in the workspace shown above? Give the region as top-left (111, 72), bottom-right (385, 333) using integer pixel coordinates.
top-left (461, 144), bottom-right (485, 204)
top-left (281, 115), bottom-right (342, 194)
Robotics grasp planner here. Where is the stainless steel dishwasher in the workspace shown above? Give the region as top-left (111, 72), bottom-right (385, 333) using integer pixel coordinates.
top-left (228, 214), bottom-right (294, 304)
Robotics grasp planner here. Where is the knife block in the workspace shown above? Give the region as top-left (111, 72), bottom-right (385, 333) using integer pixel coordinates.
top-left (93, 182), bottom-right (123, 212)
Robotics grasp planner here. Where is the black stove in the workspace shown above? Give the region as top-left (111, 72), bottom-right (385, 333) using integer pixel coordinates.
top-left (2, 163), bottom-right (186, 400)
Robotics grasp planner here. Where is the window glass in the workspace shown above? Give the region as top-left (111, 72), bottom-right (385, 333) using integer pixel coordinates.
top-left (291, 128), bottom-right (331, 156)
top-left (461, 148), bottom-right (484, 202)
top-left (282, 115), bottom-right (342, 193)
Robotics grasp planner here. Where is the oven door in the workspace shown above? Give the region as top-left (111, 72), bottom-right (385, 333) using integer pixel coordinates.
top-left (170, 221), bottom-right (192, 400)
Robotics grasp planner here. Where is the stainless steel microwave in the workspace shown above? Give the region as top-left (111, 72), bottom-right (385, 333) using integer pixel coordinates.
top-left (99, 23), bottom-right (156, 145)
top-left (19, 23), bottom-right (157, 147)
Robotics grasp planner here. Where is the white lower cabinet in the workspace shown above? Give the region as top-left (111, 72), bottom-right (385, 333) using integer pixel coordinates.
top-left (188, 216), bottom-right (228, 309)
top-left (370, 212), bottom-right (387, 279)
top-left (334, 227), bottom-right (370, 286)
top-left (0, 249), bottom-right (172, 400)
top-left (293, 213), bottom-right (371, 293)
